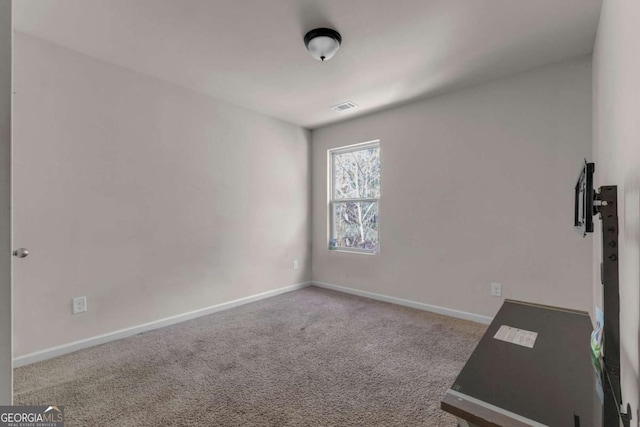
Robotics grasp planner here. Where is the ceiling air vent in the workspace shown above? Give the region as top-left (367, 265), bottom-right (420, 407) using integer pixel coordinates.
top-left (331, 101), bottom-right (358, 112)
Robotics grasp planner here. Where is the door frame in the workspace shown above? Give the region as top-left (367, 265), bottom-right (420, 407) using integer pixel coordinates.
top-left (0, 0), bottom-right (12, 405)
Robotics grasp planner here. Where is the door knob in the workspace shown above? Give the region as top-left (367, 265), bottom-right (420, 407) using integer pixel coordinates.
top-left (13, 248), bottom-right (29, 258)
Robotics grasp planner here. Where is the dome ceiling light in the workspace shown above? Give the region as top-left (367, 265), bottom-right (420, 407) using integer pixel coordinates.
top-left (303, 28), bottom-right (342, 61)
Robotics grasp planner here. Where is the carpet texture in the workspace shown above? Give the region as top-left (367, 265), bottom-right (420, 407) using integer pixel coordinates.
top-left (14, 286), bottom-right (486, 426)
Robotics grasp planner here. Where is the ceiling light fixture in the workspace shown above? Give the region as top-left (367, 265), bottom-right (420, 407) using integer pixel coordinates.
top-left (304, 28), bottom-right (342, 61)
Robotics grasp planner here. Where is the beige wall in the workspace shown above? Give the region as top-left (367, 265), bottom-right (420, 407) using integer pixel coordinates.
top-left (0, 0), bottom-right (11, 404)
top-left (312, 57), bottom-right (593, 318)
top-left (12, 33), bottom-right (311, 357)
top-left (593, 0), bottom-right (640, 416)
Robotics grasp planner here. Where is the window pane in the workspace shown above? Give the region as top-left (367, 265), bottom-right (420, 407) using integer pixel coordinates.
top-left (333, 146), bottom-right (380, 199)
top-left (332, 201), bottom-right (379, 251)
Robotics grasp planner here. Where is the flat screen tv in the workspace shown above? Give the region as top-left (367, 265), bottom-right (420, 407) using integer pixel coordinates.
top-left (574, 161), bottom-right (595, 235)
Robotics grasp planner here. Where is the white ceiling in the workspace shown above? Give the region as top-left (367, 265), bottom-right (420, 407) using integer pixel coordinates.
top-left (14, 0), bottom-right (602, 129)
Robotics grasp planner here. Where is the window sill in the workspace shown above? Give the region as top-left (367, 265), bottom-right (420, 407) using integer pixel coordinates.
top-left (329, 248), bottom-right (378, 255)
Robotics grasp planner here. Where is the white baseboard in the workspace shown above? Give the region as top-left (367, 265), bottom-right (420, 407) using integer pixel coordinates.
top-left (311, 281), bottom-right (493, 325)
top-left (13, 281), bottom-right (311, 367)
top-left (14, 280), bottom-right (489, 367)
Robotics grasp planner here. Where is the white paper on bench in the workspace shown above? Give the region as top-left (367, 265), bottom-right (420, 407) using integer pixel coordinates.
top-left (493, 325), bottom-right (538, 348)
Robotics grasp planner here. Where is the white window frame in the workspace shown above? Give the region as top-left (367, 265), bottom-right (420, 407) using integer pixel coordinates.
top-left (328, 140), bottom-right (380, 254)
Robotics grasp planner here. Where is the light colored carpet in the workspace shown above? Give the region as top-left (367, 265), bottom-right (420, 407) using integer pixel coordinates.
top-left (14, 286), bottom-right (486, 426)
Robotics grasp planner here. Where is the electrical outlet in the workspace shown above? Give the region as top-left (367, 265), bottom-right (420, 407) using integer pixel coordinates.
top-left (293, 259), bottom-right (299, 270)
top-left (491, 283), bottom-right (502, 297)
top-left (72, 296), bottom-right (87, 314)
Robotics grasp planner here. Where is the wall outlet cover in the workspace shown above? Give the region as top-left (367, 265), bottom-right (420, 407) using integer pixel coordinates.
top-left (491, 283), bottom-right (502, 297)
top-left (72, 296), bottom-right (87, 314)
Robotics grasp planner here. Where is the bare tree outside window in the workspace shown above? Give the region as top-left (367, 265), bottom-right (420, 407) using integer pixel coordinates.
top-left (329, 141), bottom-right (380, 253)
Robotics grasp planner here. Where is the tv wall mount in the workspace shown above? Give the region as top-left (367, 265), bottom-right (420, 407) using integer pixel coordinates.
top-left (591, 184), bottom-right (632, 427)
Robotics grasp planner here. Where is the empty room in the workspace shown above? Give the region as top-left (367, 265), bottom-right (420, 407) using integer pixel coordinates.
top-left (0, 0), bottom-right (638, 426)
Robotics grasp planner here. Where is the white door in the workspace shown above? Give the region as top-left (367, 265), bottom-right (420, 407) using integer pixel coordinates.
top-left (0, 0), bottom-right (12, 405)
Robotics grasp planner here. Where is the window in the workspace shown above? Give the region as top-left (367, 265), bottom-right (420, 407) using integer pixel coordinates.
top-left (329, 141), bottom-right (380, 253)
